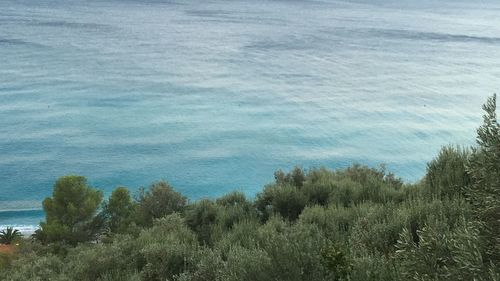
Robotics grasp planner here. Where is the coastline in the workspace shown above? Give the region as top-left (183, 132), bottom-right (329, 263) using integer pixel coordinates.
top-left (0, 225), bottom-right (37, 236)
top-left (0, 209), bottom-right (43, 235)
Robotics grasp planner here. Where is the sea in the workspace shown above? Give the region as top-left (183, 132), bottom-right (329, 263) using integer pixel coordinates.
top-left (1, 0), bottom-right (500, 233)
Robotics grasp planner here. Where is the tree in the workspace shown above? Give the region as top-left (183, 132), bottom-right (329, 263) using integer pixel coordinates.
top-left (40, 175), bottom-right (103, 244)
top-left (466, 94), bottom-right (500, 264)
top-left (135, 181), bottom-right (187, 226)
top-left (0, 227), bottom-right (22, 245)
top-left (103, 187), bottom-right (135, 233)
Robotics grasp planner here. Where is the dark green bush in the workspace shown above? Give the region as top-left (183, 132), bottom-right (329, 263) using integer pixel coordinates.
top-left (135, 181), bottom-right (187, 226)
top-left (39, 175), bottom-right (103, 244)
top-left (185, 199), bottom-right (220, 245)
top-left (103, 187), bottom-right (135, 234)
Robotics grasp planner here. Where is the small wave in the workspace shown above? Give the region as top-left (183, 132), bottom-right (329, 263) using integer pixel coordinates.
top-left (0, 209), bottom-right (44, 230)
top-left (0, 37), bottom-right (47, 48)
top-left (0, 208), bottom-right (43, 213)
top-left (368, 28), bottom-right (500, 45)
top-left (0, 224), bottom-right (39, 235)
top-left (244, 34), bottom-right (324, 51)
top-left (185, 9), bottom-right (233, 18)
top-left (0, 38), bottom-right (29, 45)
top-left (32, 20), bottom-right (111, 31)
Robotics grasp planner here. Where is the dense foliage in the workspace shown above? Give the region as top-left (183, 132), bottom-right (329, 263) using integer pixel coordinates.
top-left (36, 176), bottom-right (104, 245)
top-left (1, 95), bottom-right (499, 280)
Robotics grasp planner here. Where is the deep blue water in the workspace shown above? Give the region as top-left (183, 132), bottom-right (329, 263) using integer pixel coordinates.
top-left (1, 0), bottom-right (500, 232)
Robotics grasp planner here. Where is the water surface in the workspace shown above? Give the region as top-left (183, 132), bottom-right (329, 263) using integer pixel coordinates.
top-left (1, 0), bottom-right (500, 231)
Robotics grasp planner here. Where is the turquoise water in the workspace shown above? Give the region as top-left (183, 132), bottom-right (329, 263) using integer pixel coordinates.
top-left (1, 0), bottom-right (500, 232)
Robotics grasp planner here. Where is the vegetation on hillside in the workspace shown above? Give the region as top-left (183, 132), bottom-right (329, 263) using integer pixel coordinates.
top-left (0, 95), bottom-right (499, 281)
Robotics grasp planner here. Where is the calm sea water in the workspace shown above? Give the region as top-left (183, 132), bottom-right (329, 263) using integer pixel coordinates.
top-left (1, 0), bottom-right (500, 232)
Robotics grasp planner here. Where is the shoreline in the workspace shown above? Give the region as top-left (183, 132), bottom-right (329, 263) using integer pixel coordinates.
top-left (0, 209), bottom-right (43, 236)
top-left (0, 225), bottom-right (38, 236)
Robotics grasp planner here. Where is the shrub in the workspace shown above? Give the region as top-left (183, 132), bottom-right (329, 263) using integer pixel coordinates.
top-left (349, 255), bottom-right (397, 281)
top-left (64, 235), bottom-right (140, 281)
top-left (255, 218), bottom-right (331, 281)
top-left (466, 94), bottom-right (500, 264)
top-left (395, 218), bottom-right (485, 281)
top-left (255, 184), bottom-right (307, 221)
top-left (137, 214), bottom-right (199, 281)
top-left (349, 203), bottom-right (405, 257)
top-left (177, 248), bottom-right (224, 281)
top-left (299, 204), bottom-right (357, 243)
top-left (185, 199), bottom-right (219, 245)
top-left (219, 246), bottom-right (272, 281)
top-left (321, 243), bottom-right (352, 281)
top-left (425, 145), bottom-right (471, 198)
top-left (135, 181), bottom-right (187, 226)
top-left (4, 253), bottom-right (68, 281)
